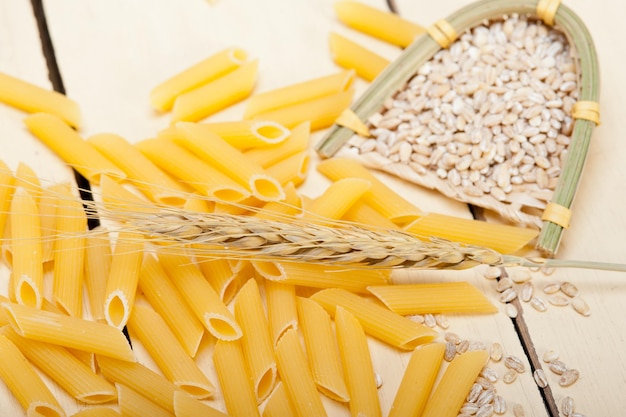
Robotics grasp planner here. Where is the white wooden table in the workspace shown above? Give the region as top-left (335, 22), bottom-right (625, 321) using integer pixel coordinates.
top-left (1, 0), bottom-right (625, 415)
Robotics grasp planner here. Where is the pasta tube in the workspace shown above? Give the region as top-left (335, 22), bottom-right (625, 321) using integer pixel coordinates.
top-left (275, 328), bottom-right (327, 417)
top-left (197, 257), bottom-right (240, 304)
top-left (83, 227), bottom-right (112, 322)
top-left (367, 282), bottom-right (497, 315)
top-left (0, 334), bottom-right (65, 417)
top-left (150, 46), bottom-right (247, 111)
top-left (38, 184), bottom-right (62, 263)
top-left (0, 160), bottom-right (15, 240)
top-left (310, 288), bottom-right (437, 350)
top-left (388, 343), bottom-right (445, 417)
top-left (261, 382), bottom-right (297, 417)
top-left (171, 59), bottom-right (258, 123)
top-left (335, 306), bottom-right (381, 417)
top-left (303, 177), bottom-right (371, 220)
top-left (421, 350), bottom-right (490, 417)
top-left (329, 32), bottom-right (390, 81)
top-left (213, 339), bottom-right (261, 417)
top-left (126, 304), bottom-right (215, 399)
top-left (1, 302), bottom-right (135, 361)
top-left (24, 113), bottom-right (125, 184)
top-left (333, 1), bottom-right (425, 47)
top-left (70, 407), bottom-right (121, 417)
top-left (14, 161), bottom-right (41, 200)
top-left (116, 383), bottom-right (174, 417)
top-left (175, 122), bottom-right (285, 202)
top-left (0, 70), bottom-right (81, 127)
top-left (297, 297), bottom-right (349, 402)
top-left (264, 150), bottom-right (309, 187)
top-left (244, 121), bottom-right (310, 168)
top-left (234, 278), bottom-right (277, 402)
top-left (342, 200), bottom-right (399, 230)
top-left (173, 390), bottom-right (229, 417)
top-left (264, 280), bottom-right (297, 347)
top-left (104, 232), bottom-right (144, 329)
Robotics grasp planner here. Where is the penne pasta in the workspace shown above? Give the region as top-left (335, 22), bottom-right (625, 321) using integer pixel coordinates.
top-left (158, 251), bottom-right (242, 341)
top-left (99, 175), bottom-right (153, 215)
top-left (213, 339), bottom-right (261, 417)
top-left (88, 133), bottom-right (188, 206)
top-left (150, 46), bottom-right (248, 111)
top-left (24, 113), bottom-right (125, 184)
top-left (38, 184), bottom-right (62, 263)
top-left (303, 177), bottom-right (370, 221)
top-left (104, 232), bottom-right (144, 329)
top-left (367, 282), bottom-right (498, 315)
top-left (183, 193), bottom-right (215, 213)
top-left (14, 161), bottom-right (41, 200)
top-left (244, 121), bottom-right (310, 168)
top-left (9, 187), bottom-right (43, 308)
top-left (0, 160), bottom-right (16, 243)
top-left (316, 157), bottom-right (423, 224)
top-left (171, 59), bottom-right (258, 123)
top-left (2, 302), bottom-right (135, 361)
top-left (275, 328), bottom-right (327, 417)
top-left (135, 138), bottom-right (250, 202)
top-left (0, 70), bottom-right (81, 127)
top-left (333, 1), bottom-right (425, 47)
top-left (0, 326), bottom-right (117, 404)
top-left (388, 343), bottom-right (445, 417)
top-left (116, 383), bottom-right (175, 417)
top-left (329, 32), bottom-right (390, 81)
top-left (0, 334), bottom-right (65, 417)
top-left (253, 182), bottom-right (302, 219)
top-left (261, 382), bottom-right (297, 417)
top-left (52, 184), bottom-right (87, 318)
top-left (175, 122), bottom-right (285, 202)
top-left (310, 288), bottom-right (438, 350)
top-left (335, 306), bottom-right (381, 417)
top-left (197, 257), bottom-right (241, 304)
top-left (126, 304), bottom-right (215, 399)
top-left (296, 297), bottom-right (349, 402)
top-left (342, 200), bottom-right (399, 230)
top-left (234, 278), bottom-right (277, 403)
top-left (173, 390), bottom-right (229, 417)
top-left (83, 227), bottom-right (112, 322)
top-left (70, 407), bottom-right (121, 417)
top-left (264, 280), bottom-right (298, 348)
top-left (421, 350), bottom-right (490, 417)
top-left (264, 150), bottom-right (309, 187)
top-left (138, 255), bottom-right (205, 357)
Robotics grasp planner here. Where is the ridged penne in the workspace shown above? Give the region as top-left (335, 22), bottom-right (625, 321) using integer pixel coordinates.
top-left (262, 150), bottom-right (309, 187)
top-left (296, 297), bottom-right (349, 402)
top-left (253, 182), bottom-right (302, 219)
top-left (70, 406), bottom-right (121, 417)
top-left (329, 32), bottom-right (390, 81)
top-left (0, 70), bottom-right (81, 127)
top-left (388, 343), bottom-right (445, 417)
top-left (150, 46), bottom-right (248, 111)
top-left (126, 304), bottom-right (215, 399)
top-left (197, 257), bottom-right (241, 304)
top-left (261, 382), bottom-right (296, 417)
top-left (342, 200), bottom-right (399, 230)
top-left (335, 306), bottom-right (381, 417)
top-left (0, 160), bottom-right (15, 240)
top-left (23, 113), bottom-right (125, 184)
top-left (310, 288), bottom-right (437, 350)
top-left (234, 278), bottom-right (277, 403)
top-left (38, 184), bottom-right (61, 263)
top-left (173, 390), bottom-right (229, 417)
top-left (171, 59), bottom-right (258, 123)
top-left (367, 282), bottom-right (497, 315)
top-left (244, 121), bottom-right (310, 168)
top-left (83, 227), bottom-right (112, 322)
top-left (2, 302), bottom-right (135, 361)
top-left (264, 280), bottom-right (298, 347)
top-left (116, 383), bottom-right (174, 417)
top-left (303, 177), bottom-right (370, 220)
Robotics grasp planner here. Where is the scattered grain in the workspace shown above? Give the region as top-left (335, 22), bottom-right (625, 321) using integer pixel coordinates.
top-left (484, 266), bottom-right (502, 280)
top-left (548, 360), bottom-right (567, 375)
top-left (530, 296), bottom-right (548, 312)
top-left (561, 396), bottom-right (575, 416)
top-left (505, 303), bottom-right (519, 318)
top-left (560, 281), bottom-right (579, 297)
top-left (493, 395), bottom-right (506, 415)
top-left (558, 369), bottom-right (580, 387)
top-left (571, 298), bottom-right (591, 317)
top-left (490, 342), bottom-right (503, 362)
top-left (533, 369), bottom-right (549, 388)
top-left (520, 282), bottom-right (534, 302)
top-left (542, 281), bottom-right (561, 294)
top-left (503, 369), bottom-right (518, 384)
top-left (445, 341), bottom-right (457, 362)
top-left (542, 349), bottom-right (559, 363)
top-left (512, 403), bottom-right (525, 417)
top-left (510, 269), bottom-right (532, 283)
top-left (504, 355), bottom-right (526, 373)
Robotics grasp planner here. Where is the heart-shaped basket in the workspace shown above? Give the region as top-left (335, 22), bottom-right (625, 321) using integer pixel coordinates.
top-left (316, 0), bottom-right (599, 257)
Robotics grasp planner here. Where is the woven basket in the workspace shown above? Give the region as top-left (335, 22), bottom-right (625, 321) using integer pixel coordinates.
top-left (316, 0), bottom-right (599, 256)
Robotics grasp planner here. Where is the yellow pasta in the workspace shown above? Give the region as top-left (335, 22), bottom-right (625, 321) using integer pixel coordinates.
top-left (172, 390), bottom-right (229, 417)
top-left (127, 304), bottom-right (215, 399)
top-left (0, 326), bottom-right (117, 404)
top-left (99, 175), bottom-right (157, 216)
top-left (70, 406), bottom-right (121, 417)
top-left (244, 121), bottom-right (310, 168)
top-left (150, 46), bottom-right (248, 111)
top-left (175, 122), bottom-right (285, 202)
top-left (303, 177), bottom-right (371, 220)
top-left (9, 187), bottom-right (43, 308)
top-left (88, 133), bottom-right (188, 206)
top-left (116, 383), bottom-right (174, 417)
top-left (342, 200), bottom-right (400, 230)
top-left (368, 282), bottom-right (498, 315)
top-left (171, 59), bottom-right (258, 123)
top-left (264, 150), bottom-right (309, 187)
top-left (264, 280), bottom-right (298, 347)
top-left (197, 257), bottom-right (241, 304)
top-left (333, 0), bottom-right (425, 47)
top-left (310, 288), bottom-right (438, 350)
top-left (138, 255), bottom-right (205, 357)
top-left (83, 227), bottom-right (112, 322)
top-left (158, 251), bottom-right (242, 341)
top-left (52, 184), bottom-right (87, 318)
top-left (135, 138), bottom-right (250, 202)
top-left (261, 382), bottom-right (297, 417)
top-left (1, 302), bottom-right (135, 361)
top-left (234, 278), bottom-right (277, 403)
top-left (275, 328), bottom-right (327, 417)
top-left (0, 334), bottom-right (65, 417)
top-left (253, 182), bottom-right (302, 219)
top-left (253, 261), bottom-right (389, 293)
top-left (404, 212), bottom-right (539, 254)
top-left (335, 306), bottom-right (381, 417)
top-left (24, 113), bottom-right (125, 184)
top-left (213, 339), bottom-right (261, 417)
top-left (317, 157), bottom-right (423, 224)
top-left (388, 343), bottom-right (445, 417)
top-left (183, 193), bottom-right (215, 213)
top-left (329, 32), bottom-right (390, 81)
top-left (104, 232), bottom-right (144, 329)
top-left (296, 297), bottom-right (349, 402)
top-left (0, 70), bottom-right (81, 127)
top-left (14, 161), bottom-right (41, 200)
top-left (244, 70), bottom-right (355, 119)
top-left (38, 184), bottom-right (62, 263)
top-left (251, 89), bottom-right (355, 131)
top-left (0, 160), bottom-right (16, 241)
top-left (421, 350), bottom-right (490, 417)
